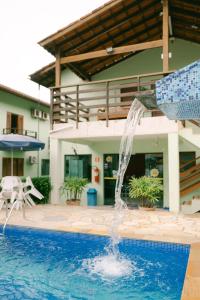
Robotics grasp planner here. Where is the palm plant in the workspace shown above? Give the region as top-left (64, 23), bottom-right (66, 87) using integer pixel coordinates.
top-left (129, 176), bottom-right (163, 208)
top-left (61, 177), bottom-right (88, 201)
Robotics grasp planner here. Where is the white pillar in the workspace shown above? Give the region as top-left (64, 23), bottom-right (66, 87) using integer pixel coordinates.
top-left (50, 138), bottom-right (62, 204)
top-left (0, 156), bottom-right (2, 178)
top-left (168, 132), bottom-right (180, 212)
top-left (163, 149), bottom-right (169, 208)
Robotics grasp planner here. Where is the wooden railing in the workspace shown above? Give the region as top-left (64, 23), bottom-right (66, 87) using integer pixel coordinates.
top-left (189, 120), bottom-right (200, 128)
top-left (180, 156), bottom-right (200, 173)
top-left (50, 71), bottom-right (172, 128)
top-left (180, 156), bottom-right (200, 197)
top-left (3, 128), bottom-right (37, 138)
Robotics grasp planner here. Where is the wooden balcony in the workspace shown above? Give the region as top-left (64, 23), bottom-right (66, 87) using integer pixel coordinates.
top-left (50, 71), bottom-right (172, 128)
top-left (3, 128), bottom-right (37, 138)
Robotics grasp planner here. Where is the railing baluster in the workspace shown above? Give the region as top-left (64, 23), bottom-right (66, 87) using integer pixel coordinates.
top-left (76, 85), bottom-right (79, 129)
top-left (106, 82), bottom-right (109, 127)
top-left (50, 89), bottom-right (54, 130)
top-left (137, 76), bottom-right (140, 92)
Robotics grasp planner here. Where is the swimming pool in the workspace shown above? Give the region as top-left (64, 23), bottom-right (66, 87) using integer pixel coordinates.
top-left (0, 226), bottom-right (189, 300)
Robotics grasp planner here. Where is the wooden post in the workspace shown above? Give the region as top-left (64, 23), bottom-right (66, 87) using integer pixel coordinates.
top-left (163, 0), bottom-right (169, 73)
top-left (55, 49), bottom-right (61, 124)
top-left (55, 49), bottom-right (61, 86)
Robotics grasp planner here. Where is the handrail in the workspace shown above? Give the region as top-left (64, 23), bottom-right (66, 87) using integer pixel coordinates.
top-left (180, 155), bottom-right (200, 170)
top-left (189, 120), bottom-right (200, 128)
top-left (180, 167), bottom-right (200, 184)
top-left (50, 70), bottom-right (174, 89)
top-left (180, 162), bottom-right (200, 178)
top-left (2, 128), bottom-right (37, 138)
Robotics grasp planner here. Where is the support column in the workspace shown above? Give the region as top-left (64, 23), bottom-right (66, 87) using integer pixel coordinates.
top-left (163, 149), bottom-right (169, 208)
top-left (168, 133), bottom-right (180, 212)
top-left (55, 49), bottom-right (61, 86)
top-left (50, 137), bottom-right (62, 204)
top-left (0, 156), bottom-right (2, 178)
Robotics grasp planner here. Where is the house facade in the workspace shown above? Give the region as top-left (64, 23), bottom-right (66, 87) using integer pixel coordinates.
top-left (30, 0), bottom-right (200, 212)
top-left (0, 84), bottom-right (50, 178)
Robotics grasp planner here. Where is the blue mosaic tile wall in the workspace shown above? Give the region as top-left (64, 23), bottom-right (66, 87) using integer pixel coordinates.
top-left (156, 60), bottom-right (200, 120)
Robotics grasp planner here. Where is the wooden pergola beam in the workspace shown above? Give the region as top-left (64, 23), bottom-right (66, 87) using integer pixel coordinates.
top-left (60, 40), bottom-right (163, 64)
top-left (162, 0), bottom-right (169, 72)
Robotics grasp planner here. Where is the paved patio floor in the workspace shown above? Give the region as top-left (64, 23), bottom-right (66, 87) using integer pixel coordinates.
top-left (0, 204), bottom-right (200, 244)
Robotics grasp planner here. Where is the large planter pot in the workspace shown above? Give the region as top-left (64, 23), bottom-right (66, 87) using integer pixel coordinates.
top-left (138, 206), bottom-right (155, 211)
top-left (66, 200), bottom-right (80, 206)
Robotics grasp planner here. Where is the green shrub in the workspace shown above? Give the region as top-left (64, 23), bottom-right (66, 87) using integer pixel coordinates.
top-left (31, 176), bottom-right (51, 204)
top-left (129, 176), bottom-right (163, 208)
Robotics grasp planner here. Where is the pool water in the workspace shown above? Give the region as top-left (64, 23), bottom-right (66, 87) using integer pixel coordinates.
top-left (0, 226), bottom-right (189, 300)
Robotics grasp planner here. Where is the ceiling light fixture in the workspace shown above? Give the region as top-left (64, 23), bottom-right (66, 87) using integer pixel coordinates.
top-left (191, 25), bottom-right (198, 30)
top-left (106, 47), bottom-right (114, 54)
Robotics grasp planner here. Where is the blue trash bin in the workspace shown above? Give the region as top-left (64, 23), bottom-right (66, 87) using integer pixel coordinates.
top-left (87, 188), bottom-right (97, 206)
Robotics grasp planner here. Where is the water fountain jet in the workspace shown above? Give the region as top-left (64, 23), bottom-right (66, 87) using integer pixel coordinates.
top-left (85, 99), bottom-right (147, 279)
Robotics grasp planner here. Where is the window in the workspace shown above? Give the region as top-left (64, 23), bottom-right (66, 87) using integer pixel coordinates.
top-left (41, 159), bottom-right (50, 176)
top-left (145, 153), bottom-right (163, 178)
top-left (6, 112), bottom-right (24, 134)
top-left (64, 155), bottom-right (92, 181)
top-left (2, 158), bottom-right (24, 176)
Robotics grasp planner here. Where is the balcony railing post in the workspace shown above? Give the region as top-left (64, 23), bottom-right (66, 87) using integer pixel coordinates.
top-left (106, 82), bottom-right (109, 127)
top-left (76, 85), bottom-right (79, 129)
top-left (137, 76), bottom-right (140, 92)
top-left (50, 89), bottom-right (54, 130)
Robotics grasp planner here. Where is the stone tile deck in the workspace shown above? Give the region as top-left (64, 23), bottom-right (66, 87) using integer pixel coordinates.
top-left (0, 204), bottom-right (200, 299)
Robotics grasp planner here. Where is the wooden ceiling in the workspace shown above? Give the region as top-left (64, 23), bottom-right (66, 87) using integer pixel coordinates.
top-left (30, 0), bottom-right (200, 87)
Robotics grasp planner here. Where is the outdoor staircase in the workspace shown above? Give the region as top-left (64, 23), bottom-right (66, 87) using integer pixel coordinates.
top-left (181, 196), bottom-right (200, 214)
top-left (179, 122), bottom-right (200, 213)
top-left (179, 120), bottom-right (200, 149)
top-left (180, 157), bottom-right (200, 213)
top-left (179, 120), bottom-right (200, 198)
top-left (180, 156), bottom-right (200, 197)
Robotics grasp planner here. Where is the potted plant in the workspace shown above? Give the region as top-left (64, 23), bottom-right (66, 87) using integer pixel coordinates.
top-left (61, 177), bottom-right (88, 205)
top-left (128, 176), bottom-right (163, 210)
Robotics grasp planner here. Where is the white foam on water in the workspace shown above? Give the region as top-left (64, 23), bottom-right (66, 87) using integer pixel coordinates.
top-left (83, 253), bottom-right (133, 279)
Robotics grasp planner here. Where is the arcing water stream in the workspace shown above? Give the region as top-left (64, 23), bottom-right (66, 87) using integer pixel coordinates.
top-left (85, 99), bottom-right (146, 278)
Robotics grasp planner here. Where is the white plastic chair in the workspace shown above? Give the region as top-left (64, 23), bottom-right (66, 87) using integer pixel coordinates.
top-left (0, 176), bottom-right (21, 215)
top-left (3, 176), bottom-right (44, 233)
top-left (23, 176), bottom-right (44, 207)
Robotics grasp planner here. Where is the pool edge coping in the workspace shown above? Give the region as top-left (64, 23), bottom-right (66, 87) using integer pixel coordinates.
top-left (181, 242), bottom-right (200, 300)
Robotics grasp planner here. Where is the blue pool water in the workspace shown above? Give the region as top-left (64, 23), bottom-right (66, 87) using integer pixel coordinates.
top-left (0, 226), bottom-right (189, 300)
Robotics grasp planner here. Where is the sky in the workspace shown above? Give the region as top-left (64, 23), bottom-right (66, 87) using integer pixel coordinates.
top-left (0, 0), bottom-right (108, 102)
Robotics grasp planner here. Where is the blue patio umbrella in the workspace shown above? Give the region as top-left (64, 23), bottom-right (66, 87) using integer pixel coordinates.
top-left (0, 134), bottom-right (45, 175)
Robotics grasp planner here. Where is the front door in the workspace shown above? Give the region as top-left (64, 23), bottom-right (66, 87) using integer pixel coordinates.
top-left (104, 154), bottom-right (146, 205)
